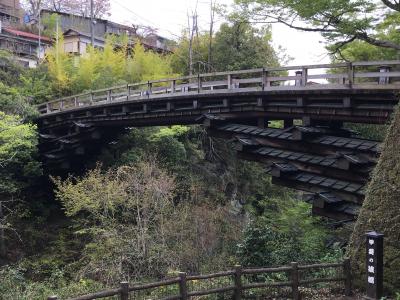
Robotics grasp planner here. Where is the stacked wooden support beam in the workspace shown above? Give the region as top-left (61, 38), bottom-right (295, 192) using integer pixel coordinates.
top-left (204, 115), bottom-right (379, 221)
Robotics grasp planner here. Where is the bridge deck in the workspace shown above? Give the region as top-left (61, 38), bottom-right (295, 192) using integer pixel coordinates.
top-left (37, 61), bottom-right (400, 128)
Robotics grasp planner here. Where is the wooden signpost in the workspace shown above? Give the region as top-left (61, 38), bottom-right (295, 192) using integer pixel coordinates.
top-left (365, 231), bottom-right (384, 299)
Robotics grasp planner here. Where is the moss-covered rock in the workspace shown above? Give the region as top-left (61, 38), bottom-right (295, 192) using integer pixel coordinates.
top-left (348, 104), bottom-right (400, 293)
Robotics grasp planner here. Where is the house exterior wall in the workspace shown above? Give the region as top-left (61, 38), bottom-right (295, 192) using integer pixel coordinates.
top-left (63, 34), bottom-right (104, 55)
top-left (42, 10), bottom-right (107, 37)
top-left (0, 0), bottom-right (21, 26)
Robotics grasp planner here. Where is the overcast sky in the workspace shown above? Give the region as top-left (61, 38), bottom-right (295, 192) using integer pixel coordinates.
top-left (110, 0), bottom-right (330, 66)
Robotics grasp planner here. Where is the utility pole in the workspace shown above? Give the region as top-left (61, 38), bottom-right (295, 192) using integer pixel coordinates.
top-left (90, 0), bottom-right (94, 46)
top-left (187, 12), bottom-right (197, 76)
top-left (208, 0), bottom-right (215, 72)
top-left (38, 8), bottom-right (41, 62)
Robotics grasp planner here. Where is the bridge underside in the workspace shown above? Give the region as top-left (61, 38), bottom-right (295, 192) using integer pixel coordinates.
top-left (37, 88), bottom-right (395, 223)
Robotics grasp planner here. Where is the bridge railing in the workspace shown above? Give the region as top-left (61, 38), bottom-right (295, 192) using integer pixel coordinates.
top-left (47, 259), bottom-right (351, 300)
top-left (37, 60), bottom-right (400, 115)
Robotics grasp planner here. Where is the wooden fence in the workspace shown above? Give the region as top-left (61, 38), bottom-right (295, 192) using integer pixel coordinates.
top-left (47, 259), bottom-right (351, 300)
top-left (37, 60), bottom-right (400, 116)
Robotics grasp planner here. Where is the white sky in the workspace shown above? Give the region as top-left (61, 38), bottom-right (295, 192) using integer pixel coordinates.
top-left (109, 0), bottom-right (330, 66)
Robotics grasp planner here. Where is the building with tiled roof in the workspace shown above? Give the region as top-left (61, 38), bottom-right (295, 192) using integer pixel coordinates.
top-left (0, 24), bottom-right (52, 67)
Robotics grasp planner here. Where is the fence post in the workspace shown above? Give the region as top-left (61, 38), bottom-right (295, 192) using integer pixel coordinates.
top-left (261, 68), bottom-right (266, 91)
top-left (120, 281), bottom-right (129, 300)
top-left (47, 296), bottom-right (58, 300)
top-left (291, 262), bottom-right (300, 300)
top-left (234, 265), bottom-right (242, 300)
top-left (295, 71), bottom-right (302, 86)
top-left (343, 258), bottom-right (352, 296)
top-left (147, 81), bottom-right (152, 96)
top-left (197, 74), bottom-right (202, 93)
top-left (171, 80), bottom-right (176, 93)
top-left (227, 74), bottom-right (232, 89)
top-left (378, 65), bottom-right (391, 85)
top-left (179, 272), bottom-right (188, 300)
top-left (301, 67), bottom-right (308, 86)
top-left (347, 62), bottom-right (354, 87)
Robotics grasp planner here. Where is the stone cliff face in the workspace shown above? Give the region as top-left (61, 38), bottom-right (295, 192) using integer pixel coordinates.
top-left (348, 104), bottom-right (400, 293)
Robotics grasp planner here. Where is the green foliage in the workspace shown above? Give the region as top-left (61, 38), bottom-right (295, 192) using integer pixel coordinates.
top-left (0, 50), bottom-right (24, 86)
top-left (170, 30), bottom-right (211, 74)
top-left (213, 22), bottom-right (279, 71)
top-left (41, 13), bottom-right (60, 38)
top-left (171, 21), bottom-right (280, 75)
top-left (0, 50), bottom-right (54, 107)
top-left (237, 198), bottom-right (334, 267)
top-left (19, 65), bottom-right (54, 105)
top-left (46, 36), bottom-right (175, 97)
top-left (0, 113), bottom-right (41, 196)
top-left (235, 0), bottom-right (397, 55)
top-left (346, 123), bottom-right (387, 141)
top-left (46, 27), bottom-right (75, 96)
top-left (0, 83), bottom-right (38, 121)
top-left (0, 265), bottom-right (104, 300)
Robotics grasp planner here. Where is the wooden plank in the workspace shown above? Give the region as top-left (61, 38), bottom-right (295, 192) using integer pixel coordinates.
top-left (353, 60), bottom-right (400, 66)
top-left (129, 277), bottom-right (180, 291)
top-left (67, 288), bottom-right (120, 300)
top-left (242, 266), bottom-right (292, 274)
top-left (187, 270), bottom-right (234, 280)
top-left (354, 71), bottom-right (400, 78)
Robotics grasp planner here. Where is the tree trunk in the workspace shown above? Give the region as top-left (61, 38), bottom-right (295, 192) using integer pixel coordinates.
top-left (348, 104), bottom-right (400, 293)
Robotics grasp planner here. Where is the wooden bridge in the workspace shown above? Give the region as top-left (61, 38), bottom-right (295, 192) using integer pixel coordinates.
top-left (36, 60), bottom-right (400, 222)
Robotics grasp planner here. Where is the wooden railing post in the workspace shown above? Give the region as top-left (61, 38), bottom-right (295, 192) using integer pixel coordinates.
top-left (227, 74), bottom-right (232, 89)
top-left (107, 89), bottom-right (112, 102)
top-left (120, 281), bottom-right (129, 300)
top-left (301, 67), bottom-right (308, 86)
top-left (179, 272), bottom-right (188, 300)
top-left (347, 62), bottom-right (354, 87)
top-left (171, 80), bottom-right (176, 93)
top-left (295, 71), bottom-right (302, 86)
top-left (379, 65), bottom-right (391, 85)
top-left (90, 92), bottom-right (94, 105)
top-left (234, 265), bottom-right (242, 300)
top-left (74, 96), bottom-right (78, 107)
top-left (291, 262), bottom-right (300, 300)
top-left (343, 258), bottom-right (352, 296)
top-left (261, 68), bottom-right (266, 91)
top-left (197, 74), bottom-right (202, 93)
top-left (59, 100), bottom-right (64, 111)
top-left (147, 81), bottom-right (152, 96)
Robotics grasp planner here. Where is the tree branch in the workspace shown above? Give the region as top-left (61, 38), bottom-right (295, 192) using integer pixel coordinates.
top-left (356, 32), bottom-right (400, 50)
top-left (381, 0), bottom-right (400, 12)
top-left (249, 14), bottom-right (336, 32)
